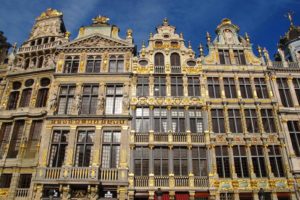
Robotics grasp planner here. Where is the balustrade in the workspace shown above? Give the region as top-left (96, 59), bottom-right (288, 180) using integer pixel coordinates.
top-left (154, 66), bottom-right (165, 73)
top-left (154, 176), bottom-right (169, 187)
top-left (15, 188), bottom-right (29, 198)
top-left (134, 176), bottom-right (149, 187)
top-left (174, 176), bottom-right (189, 187)
top-left (194, 176), bottom-right (209, 187)
top-left (18, 41), bottom-right (61, 53)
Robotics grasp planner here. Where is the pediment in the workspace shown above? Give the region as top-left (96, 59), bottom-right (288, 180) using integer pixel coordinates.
top-left (61, 34), bottom-right (131, 48)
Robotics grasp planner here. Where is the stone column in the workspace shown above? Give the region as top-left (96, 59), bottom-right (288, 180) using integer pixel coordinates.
top-left (168, 146), bottom-right (174, 175)
top-left (271, 192), bottom-right (278, 200)
top-left (281, 121), bottom-right (296, 159)
top-left (149, 75), bottom-right (154, 97)
top-left (228, 144), bottom-right (237, 178)
top-left (73, 83), bottom-right (82, 115)
top-left (234, 75), bottom-right (241, 99)
top-left (264, 74), bottom-right (274, 99)
top-left (255, 105), bottom-right (265, 135)
top-left (270, 75), bottom-right (282, 106)
top-left (250, 75), bottom-right (258, 99)
top-left (246, 143), bottom-right (256, 178)
top-left (219, 76), bottom-right (225, 98)
top-left (18, 119), bottom-right (32, 159)
top-left (239, 104), bottom-right (248, 134)
top-left (201, 75), bottom-right (206, 98)
top-left (253, 192), bottom-right (259, 200)
top-left (97, 82), bottom-right (105, 115)
top-left (64, 125), bottom-right (77, 167)
top-left (183, 75), bottom-right (188, 97)
top-left (38, 123), bottom-right (52, 167)
top-left (30, 78), bottom-right (40, 108)
top-left (8, 172), bottom-right (20, 199)
top-left (166, 75), bottom-right (171, 97)
top-left (79, 52), bottom-right (87, 73)
top-left (279, 140), bottom-right (293, 178)
top-left (209, 145), bottom-right (217, 177)
top-left (287, 76), bottom-right (299, 107)
top-left (92, 126), bottom-right (102, 167)
top-left (118, 186), bottom-right (127, 200)
top-left (119, 125), bottom-right (129, 182)
top-left (263, 144), bottom-right (274, 178)
top-left (223, 104), bottom-right (230, 134)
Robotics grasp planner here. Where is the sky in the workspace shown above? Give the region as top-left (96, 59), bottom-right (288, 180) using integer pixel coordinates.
top-left (0, 0), bottom-right (300, 58)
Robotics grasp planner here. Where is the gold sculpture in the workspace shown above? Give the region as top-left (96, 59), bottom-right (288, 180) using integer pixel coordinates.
top-left (92, 15), bottom-right (110, 24)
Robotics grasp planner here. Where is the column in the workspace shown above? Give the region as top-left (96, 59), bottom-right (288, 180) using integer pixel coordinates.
top-left (64, 125), bottom-right (76, 167)
top-left (223, 104), bottom-right (230, 134)
top-left (166, 75), bottom-right (171, 97)
top-left (279, 141), bottom-right (293, 178)
top-left (73, 83), bottom-right (82, 115)
top-left (8, 172), bottom-right (20, 199)
top-left (234, 75), bottom-right (241, 99)
top-left (219, 76), bottom-right (225, 98)
top-left (131, 76), bottom-right (137, 97)
top-left (79, 52), bottom-right (87, 73)
top-left (92, 126), bottom-right (102, 167)
top-left (263, 144), bottom-right (274, 178)
top-left (246, 143), bottom-right (256, 178)
top-left (264, 74), bottom-right (274, 99)
top-left (271, 192), bottom-right (278, 200)
top-left (270, 75), bottom-right (283, 106)
top-left (149, 75), bottom-right (154, 97)
top-left (128, 146), bottom-right (135, 189)
top-left (119, 125), bottom-right (129, 182)
top-left (30, 78), bottom-right (40, 108)
top-left (240, 103), bottom-right (247, 134)
top-left (188, 146), bottom-right (194, 188)
top-left (228, 144), bottom-right (237, 178)
top-left (209, 145), bottom-right (217, 177)
top-left (148, 146), bottom-right (154, 187)
top-left (38, 123), bottom-right (52, 167)
top-left (250, 75), bottom-right (258, 99)
top-left (200, 74), bottom-right (207, 98)
top-left (253, 192), bottom-right (259, 200)
top-left (97, 82), bottom-right (105, 115)
top-left (281, 120), bottom-right (297, 158)
top-left (183, 75), bottom-right (188, 97)
top-left (18, 119), bottom-right (32, 159)
top-left (287, 76), bottom-right (300, 107)
top-left (255, 104), bottom-right (265, 135)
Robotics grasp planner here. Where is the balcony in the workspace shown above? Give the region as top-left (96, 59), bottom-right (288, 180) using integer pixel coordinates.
top-left (173, 133), bottom-right (187, 143)
top-left (153, 133), bottom-right (169, 142)
top-left (174, 176), bottom-right (189, 187)
top-left (155, 176), bottom-right (169, 187)
top-left (272, 62), bottom-right (284, 68)
top-left (134, 176), bottom-right (149, 187)
top-left (154, 66), bottom-right (165, 73)
top-left (194, 176), bottom-right (209, 187)
top-left (135, 133), bottom-right (149, 143)
top-left (171, 66), bottom-right (181, 73)
top-left (18, 41), bottom-right (61, 53)
top-left (15, 188), bottom-right (29, 199)
top-left (288, 62), bottom-right (300, 68)
top-left (272, 61), bottom-right (300, 68)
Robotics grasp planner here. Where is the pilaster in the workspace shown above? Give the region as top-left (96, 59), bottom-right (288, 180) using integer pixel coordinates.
top-left (287, 76), bottom-right (300, 107)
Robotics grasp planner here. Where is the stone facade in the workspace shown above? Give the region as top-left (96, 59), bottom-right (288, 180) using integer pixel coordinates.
top-left (0, 8), bottom-right (299, 200)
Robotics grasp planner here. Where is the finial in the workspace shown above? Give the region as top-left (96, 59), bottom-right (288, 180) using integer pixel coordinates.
top-left (127, 29), bottom-right (133, 38)
top-left (12, 42), bottom-right (17, 50)
top-left (188, 41), bottom-right (192, 49)
top-left (245, 32), bottom-right (250, 43)
top-left (65, 31), bottom-right (71, 39)
top-left (206, 32), bottom-right (211, 43)
top-left (180, 33), bottom-right (183, 38)
top-left (285, 11), bottom-right (294, 26)
top-left (199, 43), bottom-right (204, 57)
top-left (163, 17), bottom-right (169, 26)
top-left (150, 32), bottom-right (153, 38)
top-left (92, 15), bottom-right (110, 24)
top-left (257, 45), bottom-right (262, 57)
top-left (142, 40), bottom-right (146, 48)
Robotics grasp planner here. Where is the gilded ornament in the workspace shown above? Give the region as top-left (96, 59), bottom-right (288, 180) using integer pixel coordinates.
top-left (37, 8), bottom-right (62, 20)
top-left (92, 15), bottom-right (110, 24)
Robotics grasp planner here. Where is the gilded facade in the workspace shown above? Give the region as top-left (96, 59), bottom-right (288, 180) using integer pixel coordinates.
top-left (0, 8), bottom-right (299, 200)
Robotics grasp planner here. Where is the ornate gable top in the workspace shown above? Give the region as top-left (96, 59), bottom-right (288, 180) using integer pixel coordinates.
top-left (37, 8), bottom-right (62, 21)
top-left (216, 18), bottom-right (239, 34)
top-left (92, 15), bottom-right (110, 26)
top-left (279, 12), bottom-right (300, 47)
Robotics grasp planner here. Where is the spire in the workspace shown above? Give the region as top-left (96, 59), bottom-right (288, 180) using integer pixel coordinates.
top-left (206, 32), bottom-right (211, 43)
top-left (163, 17), bottom-right (169, 26)
top-left (199, 43), bottom-right (204, 57)
top-left (188, 41), bottom-right (192, 49)
top-left (286, 11), bottom-right (294, 26)
top-left (245, 32), bottom-right (250, 44)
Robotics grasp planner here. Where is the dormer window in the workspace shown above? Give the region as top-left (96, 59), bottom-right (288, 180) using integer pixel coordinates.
top-left (171, 53), bottom-right (181, 73)
top-left (139, 60), bottom-right (148, 66)
top-left (63, 56), bottom-right (79, 73)
top-left (163, 34), bottom-right (169, 39)
top-left (219, 49), bottom-right (231, 65)
top-left (187, 60), bottom-right (196, 67)
top-left (109, 55), bottom-right (124, 73)
top-left (234, 50), bottom-right (246, 65)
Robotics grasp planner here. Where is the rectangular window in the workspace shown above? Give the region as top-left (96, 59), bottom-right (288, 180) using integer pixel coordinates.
top-left (24, 120), bottom-right (42, 158)
top-left (109, 56), bottom-right (124, 72)
top-left (49, 130), bottom-right (69, 167)
top-left (277, 78), bottom-right (293, 107)
top-left (228, 109), bottom-right (242, 133)
top-left (218, 49), bottom-right (231, 65)
top-left (7, 91), bottom-right (19, 110)
top-left (7, 120), bottom-right (24, 158)
top-left (224, 77), bottom-right (237, 98)
top-left (75, 130), bottom-right (94, 167)
top-left (239, 78), bottom-right (253, 98)
top-left (18, 174), bottom-right (32, 188)
top-left (244, 109), bottom-right (259, 133)
top-left (220, 193), bottom-right (234, 200)
top-left (211, 109), bottom-right (225, 133)
top-left (233, 50), bottom-right (246, 65)
top-left (192, 147), bottom-right (207, 176)
top-left (188, 76), bottom-right (200, 96)
top-left (19, 88), bottom-right (32, 107)
top-left (81, 85), bottom-right (98, 115)
top-left (239, 193), bottom-right (253, 200)
top-left (216, 146), bottom-right (230, 178)
top-left (153, 147), bottom-right (168, 176)
top-left (189, 108), bottom-right (203, 133)
top-left (268, 145), bottom-right (284, 177)
top-left (255, 78), bottom-right (269, 99)
top-left (293, 78), bottom-right (300, 104)
top-left (251, 145), bottom-right (267, 177)
top-left (134, 147), bottom-right (149, 176)
top-left (102, 131), bottom-right (120, 168)
top-left (137, 76), bottom-right (149, 96)
top-left (0, 123), bottom-right (12, 159)
top-left (173, 147), bottom-right (188, 176)
top-left (171, 108), bottom-right (185, 132)
top-left (171, 76), bottom-right (183, 96)
top-left (154, 76), bottom-right (166, 97)
top-left (261, 109), bottom-right (276, 133)
top-left (105, 85), bottom-right (123, 115)
top-left (287, 121), bottom-right (300, 157)
top-left (207, 77), bottom-right (220, 98)
top-left (86, 56), bottom-right (101, 73)
top-left (57, 85), bottom-right (76, 115)
top-left (135, 107), bottom-right (150, 133)
top-left (63, 56), bottom-right (79, 73)
top-left (233, 146), bottom-right (249, 178)
top-left (35, 88), bottom-right (49, 107)
top-left (0, 174), bottom-right (12, 188)
top-left (153, 108), bottom-right (168, 133)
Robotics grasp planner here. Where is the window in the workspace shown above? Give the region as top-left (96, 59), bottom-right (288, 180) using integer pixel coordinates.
top-left (224, 77), bottom-right (237, 98)
top-left (287, 121), bottom-right (300, 157)
top-left (261, 109), bottom-right (276, 133)
top-left (171, 53), bottom-right (181, 73)
top-left (233, 50), bottom-right (246, 65)
top-left (153, 147), bottom-right (168, 175)
top-left (154, 76), bottom-right (166, 96)
top-left (293, 78), bottom-right (300, 104)
top-left (251, 145), bottom-right (267, 177)
top-left (137, 76), bottom-right (149, 96)
top-left (188, 76), bottom-right (200, 96)
top-left (207, 77), bottom-right (221, 98)
top-left (233, 146), bottom-right (249, 178)
top-left (216, 146), bottom-right (230, 178)
top-left (277, 78), bottom-right (293, 107)
top-left (154, 53), bottom-right (164, 66)
top-left (36, 78), bottom-right (50, 108)
top-left (268, 145), bottom-right (284, 177)
top-left (109, 55), bottom-right (124, 72)
top-left (63, 56), bottom-right (79, 73)
top-left (0, 174), bottom-right (12, 188)
top-left (192, 147), bottom-right (207, 176)
top-left (244, 109), bottom-right (259, 133)
top-left (211, 109), bottom-right (225, 133)
top-left (239, 193), bottom-right (253, 200)
top-left (7, 120), bottom-right (24, 158)
top-left (7, 81), bottom-right (22, 110)
top-left (228, 109), bottom-right (242, 133)
top-left (171, 76), bottom-right (183, 96)
top-left (154, 108), bottom-right (168, 133)
top-left (189, 108), bottom-right (203, 133)
top-left (49, 130), bottom-right (69, 167)
top-left (105, 85), bottom-right (123, 114)
top-left (134, 147), bottom-right (149, 176)
top-left (81, 85), bottom-right (98, 114)
top-left (239, 78), bottom-right (253, 98)
top-left (24, 120), bottom-right (42, 158)
top-left (219, 49), bottom-right (231, 65)
top-left (57, 85), bottom-right (76, 115)
top-left (37, 56), bottom-right (44, 68)
top-left (19, 79), bottom-right (34, 108)
top-left (0, 123), bottom-right (12, 159)
top-left (75, 130), bottom-right (94, 167)
top-left (171, 108), bottom-right (185, 132)
top-left (255, 78), bottom-right (269, 99)
top-left (86, 55), bottom-right (101, 73)
top-left (174, 147), bottom-right (188, 176)
top-left (135, 108), bottom-right (150, 133)
top-left (220, 193), bottom-right (234, 200)
top-left (102, 131), bottom-right (120, 168)
top-left (18, 174), bottom-right (32, 188)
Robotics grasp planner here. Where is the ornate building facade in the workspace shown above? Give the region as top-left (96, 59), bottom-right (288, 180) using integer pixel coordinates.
top-left (0, 8), bottom-right (299, 200)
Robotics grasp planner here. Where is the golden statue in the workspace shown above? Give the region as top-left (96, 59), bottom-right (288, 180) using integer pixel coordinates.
top-left (92, 15), bottom-right (110, 24)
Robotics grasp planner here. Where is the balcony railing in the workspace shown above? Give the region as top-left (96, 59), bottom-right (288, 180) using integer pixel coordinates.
top-left (153, 133), bottom-right (168, 142)
top-left (44, 167), bottom-right (61, 180)
top-left (173, 133), bottom-right (187, 143)
top-left (171, 66), bottom-right (181, 73)
top-left (191, 133), bottom-right (205, 143)
top-left (100, 168), bottom-right (118, 181)
top-left (18, 41), bottom-right (62, 53)
top-left (272, 62), bottom-right (284, 68)
top-left (174, 176), bottom-right (189, 187)
top-left (154, 176), bottom-right (169, 187)
top-left (135, 133), bottom-right (149, 143)
top-left (272, 61), bottom-right (300, 68)
top-left (288, 62), bottom-right (300, 68)
top-left (15, 188), bottom-right (29, 198)
top-left (134, 176), bottom-right (149, 187)
top-left (194, 177), bottom-right (209, 187)
top-left (154, 66), bottom-right (165, 73)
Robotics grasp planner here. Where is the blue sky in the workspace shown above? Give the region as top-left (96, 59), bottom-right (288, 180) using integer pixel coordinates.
top-left (0, 0), bottom-right (300, 57)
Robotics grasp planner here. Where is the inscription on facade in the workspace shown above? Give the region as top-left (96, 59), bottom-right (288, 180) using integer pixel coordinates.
top-left (50, 119), bottom-right (126, 125)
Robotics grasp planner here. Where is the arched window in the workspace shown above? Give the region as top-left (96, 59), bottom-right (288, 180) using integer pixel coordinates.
top-left (63, 56), bottom-right (80, 73)
top-left (19, 79), bottom-right (34, 107)
top-left (31, 57), bottom-right (37, 68)
top-left (37, 56), bottom-right (44, 68)
top-left (36, 78), bottom-right (51, 108)
top-left (37, 38), bottom-right (42, 45)
top-left (44, 37), bottom-right (49, 44)
top-left (171, 53), bottom-right (181, 73)
top-left (154, 53), bottom-right (164, 66)
top-left (7, 81), bottom-right (22, 110)
top-left (109, 55), bottom-right (124, 72)
top-left (24, 59), bottom-right (30, 69)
